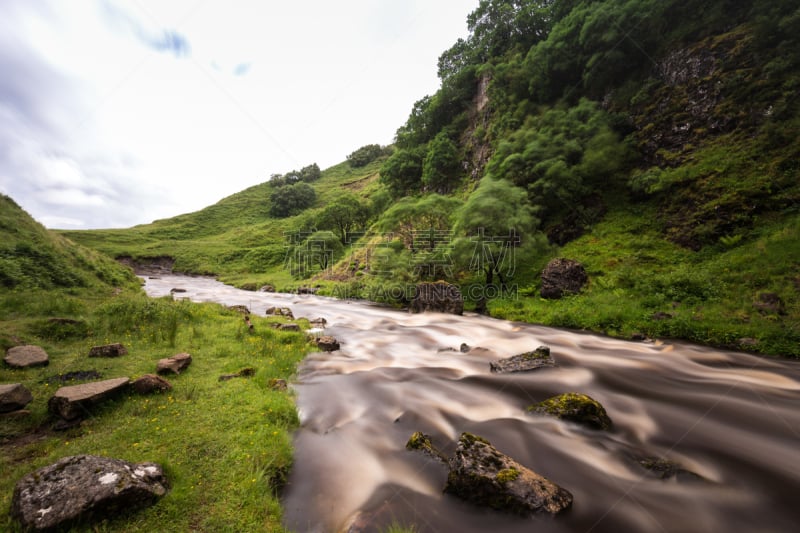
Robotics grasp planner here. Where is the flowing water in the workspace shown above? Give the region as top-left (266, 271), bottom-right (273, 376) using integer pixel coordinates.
top-left (143, 275), bottom-right (800, 533)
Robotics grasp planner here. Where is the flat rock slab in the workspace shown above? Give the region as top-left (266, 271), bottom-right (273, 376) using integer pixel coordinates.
top-left (88, 343), bottom-right (128, 358)
top-left (48, 377), bottom-right (130, 421)
top-left (11, 455), bottom-right (168, 531)
top-left (266, 307), bottom-right (294, 318)
top-left (0, 383), bottom-right (34, 413)
top-left (490, 346), bottom-right (555, 373)
top-left (156, 353), bottom-right (192, 375)
top-left (4, 345), bottom-right (49, 368)
top-left (445, 432), bottom-right (573, 515)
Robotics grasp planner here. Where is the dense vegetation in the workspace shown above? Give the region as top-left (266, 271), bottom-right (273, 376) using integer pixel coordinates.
top-left (63, 0), bottom-right (799, 357)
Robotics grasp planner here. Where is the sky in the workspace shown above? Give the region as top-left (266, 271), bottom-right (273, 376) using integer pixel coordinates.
top-left (0, 0), bottom-right (478, 229)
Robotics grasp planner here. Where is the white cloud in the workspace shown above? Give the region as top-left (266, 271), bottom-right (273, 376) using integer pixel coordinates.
top-left (0, 0), bottom-right (477, 229)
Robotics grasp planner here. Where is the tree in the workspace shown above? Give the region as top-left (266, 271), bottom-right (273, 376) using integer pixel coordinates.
top-left (376, 194), bottom-right (462, 280)
top-left (453, 177), bottom-right (546, 289)
top-left (269, 182), bottom-right (317, 218)
top-left (379, 148), bottom-right (424, 197)
top-left (317, 193), bottom-right (371, 243)
top-left (347, 144), bottom-right (390, 168)
top-left (292, 231), bottom-right (343, 276)
top-left (422, 132), bottom-right (462, 193)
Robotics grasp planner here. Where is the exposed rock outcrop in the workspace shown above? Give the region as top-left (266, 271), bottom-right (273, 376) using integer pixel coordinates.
top-left (0, 383), bottom-right (33, 413)
top-left (540, 258), bottom-right (588, 299)
top-left (156, 353), bottom-right (192, 375)
top-left (409, 281), bottom-right (463, 315)
top-left (490, 346), bottom-right (555, 374)
top-left (444, 433), bottom-right (573, 515)
top-left (528, 393), bottom-right (612, 430)
top-left (4, 345), bottom-right (49, 368)
top-left (11, 455), bottom-right (168, 531)
top-left (48, 377), bottom-right (131, 421)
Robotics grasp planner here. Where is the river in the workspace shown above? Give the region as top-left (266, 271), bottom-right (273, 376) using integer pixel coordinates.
top-left (143, 275), bottom-right (800, 533)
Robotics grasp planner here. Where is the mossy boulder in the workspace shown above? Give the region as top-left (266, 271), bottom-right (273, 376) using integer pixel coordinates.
top-left (490, 346), bottom-right (555, 373)
top-left (405, 431), bottom-right (447, 463)
top-left (528, 393), bottom-right (612, 430)
top-left (444, 432), bottom-right (572, 515)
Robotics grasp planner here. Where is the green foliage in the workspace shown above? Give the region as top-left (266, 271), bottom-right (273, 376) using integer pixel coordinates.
top-left (347, 144), bottom-right (391, 168)
top-left (317, 193), bottom-right (371, 243)
top-left (93, 296), bottom-right (193, 347)
top-left (269, 163), bottom-right (321, 187)
top-left (1, 295), bottom-right (310, 532)
top-left (269, 182), bottom-right (317, 218)
top-left (380, 147), bottom-right (424, 197)
top-left (291, 230), bottom-right (344, 277)
top-left (422, 132), bottom-right (462, 193)
top-left (487, 99), bottom-right (630, 224)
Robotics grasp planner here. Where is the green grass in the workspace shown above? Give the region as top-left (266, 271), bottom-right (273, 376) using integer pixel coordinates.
top-left (486, 205), bottom-right (800, 357)
top-left (1, 293), bottom-right (311, 532)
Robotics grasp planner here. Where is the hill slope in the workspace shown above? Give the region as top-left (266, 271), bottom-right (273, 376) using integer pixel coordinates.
top-left (64, 0), bottom-right (799, 356)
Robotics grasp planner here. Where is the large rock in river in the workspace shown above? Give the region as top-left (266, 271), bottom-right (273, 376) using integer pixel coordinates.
top-left (445, 432), bottom-right (573, 515)
top-left (528, 392), bottom-right (613, 430)
top-left (540, 258), bottom-right (588, 299)
top-left (409, 281), bottom-right (463, 315)
top-left (490, 346), bottom-right (555, 373)
top-left (11, 455), bottom-right (168, 531)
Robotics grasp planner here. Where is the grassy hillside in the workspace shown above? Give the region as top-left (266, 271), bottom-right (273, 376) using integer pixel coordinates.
top-left (1, 198), bottom-right (312, 530)
top-left (63, 1), bottom-right (799, 357)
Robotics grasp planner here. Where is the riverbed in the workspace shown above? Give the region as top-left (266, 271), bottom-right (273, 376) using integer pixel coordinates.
top-left (143, 275), bottom-right (800, 533)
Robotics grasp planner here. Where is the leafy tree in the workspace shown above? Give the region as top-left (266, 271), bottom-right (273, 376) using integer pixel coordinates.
top-left (317, 193), bottom-right (371, 243)
top-left (453, 177), bottom-right (545, 288)
top-left (347, 144), bottom-right (390, 168)
top-left (422, 132), bottom-right (461, 193)
top-left (375, 194), bottom-right (462, 279)
top-left (379, 148), bottom-right (424, 197)
top-left (292, 230), bottom-right (343, 276)
top-left (269, 182), bottom-right (317, 218)
top-left (486, 98), bottom-right (630, 224)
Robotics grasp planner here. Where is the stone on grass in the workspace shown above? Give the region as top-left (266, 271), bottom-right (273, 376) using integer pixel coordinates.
top-left (278, 323), bottom-right (301, 332)
top-left (316, 335), bottom-right (340, 352)
top-left (48, 377), bottom-right (131, 421)
top-left (11, 455), bottom-right (168, 531)
top-left (445, 432), bottom-right (572, 515)
top-left (410, 281), bottom-right (463, 315)
top-left (0, 383), bottom-right (33, 413)
top-left (132, 374), bottom-right (172, 394)
top-left (228, 305), bottom-right (250, 315)
top-left (266, 307), bottom-right (294, 319)
top-left (540, 258), bottom-right (588, 299)
top-left (4, 345), bottom-right (49, 368)
top-left (219, 367), bottom-right (256, 382)
top-left (268, 378), bottom-right (288, 391)
top-left (490, 346), bottom-right (554, 374)
top-left (88, 343), bottom-right (128, 358)
top-left (528, 392), bottom-right (612, 430)
top-left (156, 353), bottom-right (192, 375)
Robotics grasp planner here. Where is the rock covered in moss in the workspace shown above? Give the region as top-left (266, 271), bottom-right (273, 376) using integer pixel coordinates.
top-left (540, 258), bottom-right (587, 299)
top-left (528, 393), bottom-right (612, 430)
top-left (409, 281), bottom-right (463, 315)
top-left (11, 455), bottom-right (168, 531)
top-left (489, 346), bottom-right (555, 373)
top-left (444, 432), bottom-right (572, 515)
top-left (405, 431), bottom-right (447, 463)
